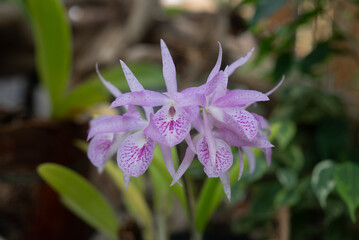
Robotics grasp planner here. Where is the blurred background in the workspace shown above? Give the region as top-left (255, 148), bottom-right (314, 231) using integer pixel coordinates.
top-left (0, 0), bottom-right (359, 239)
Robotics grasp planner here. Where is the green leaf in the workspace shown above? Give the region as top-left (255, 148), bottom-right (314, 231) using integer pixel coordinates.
top-left (104, 161), bottom-right (154, 240)
top-left (88, 62), bottom-right (165, 92)
top-left (37, 163), bottom-right (119, 240)
top-left (55, 79), bottom-right (110, 118)
top-left (275, 188), bottom-right (301, 207)
top-left (311, 160), bottom-right (336, 208)
top-left (335, 162), bottom-right (359, 222)
top-left (27, 0), bottom-right (71, 115)
top-left (276, 168), bottom-right (298, 189)
top-left (250, 0), bottom-right (289, 25)
top-left (273, 120), bottom-right (296, 149)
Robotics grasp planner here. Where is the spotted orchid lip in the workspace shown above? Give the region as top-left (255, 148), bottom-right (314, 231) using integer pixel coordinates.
top-left (88, 40), bottom-right (281, 200)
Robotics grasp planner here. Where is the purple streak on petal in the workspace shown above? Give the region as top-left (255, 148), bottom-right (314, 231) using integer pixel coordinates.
top-left (213, 90), bottom-right (269, 108)
top-left (159, 144), bottom-right (182, 186)
top-left (120, 60), bottom-right (145, 91)
top-left (110, 90), bottom-right (168, 108)
top-left (153, 105), bottom-right (191, 147)
top-left (227, 48), bottom-right (255, 76)
top-left (206, 42), bottom-right (222, 83)
top-left (197, 136), bottom-right (233, 177)
top-left (170, 147), bottom-right (195, 186)
top-left (87, 115), bottom-right (147, 140)
top-left (123, 172), bottom-right (131, 190)
top-left (88, 133), bottom-right (114, 170)
top-left (96, 63), bottom-right (121, 98)
top-left (222, 107), bottom-right (258, 140)
top-left (242, 147), bottom-right (255, 174)
top-left (220, 171), bottom-right (231, 201)
top-left (261, 147), bottom-right (272, 166)
top-left (117, 131), bottom-right (156, 177)
top-left (160, 39), bottom-right (177, 93)
top-left (238, 149), bottom-right (244, 181)
top-left (266, 75), bottom-right (285, 96)
top-left (202, 110), bottom-right (217, 167)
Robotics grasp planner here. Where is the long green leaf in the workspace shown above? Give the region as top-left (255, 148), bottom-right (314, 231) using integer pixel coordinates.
top-left (27, 0), bottom-right (71, 115)
top-left (335, 162), bottom-right (359, 222)
top-left (105, 161), bottom-right (155, 240)
top-left (37, 163), bottom-right (119, 240)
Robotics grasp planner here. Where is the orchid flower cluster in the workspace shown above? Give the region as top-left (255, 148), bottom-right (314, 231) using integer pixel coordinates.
top-left (87, 40), bottom-right (282, 200)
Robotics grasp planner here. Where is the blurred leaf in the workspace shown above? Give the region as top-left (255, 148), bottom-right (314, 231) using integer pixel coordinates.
top-left (251, 182), bottom-right (281, 217)
top-left (105, 161), bottom-right (154, 240)
top-left (273, 52), bottom-right (294, 80)
top-left (90, 62), bottom-right (165, 92)
top-left (276, 168), bottom-right (298, 189)
top-left (273, 120), bottom-right (296, 149)
top-left (55, 79), bottom-right (110, 117)
top-left (275, 187), bottom-right (301, 207)
top-left (335, 162), bottom-right (359, 222)
top-left (250, 0), bottom-right (289, 25)
top-left (37, 163), bottom-right (119, 240)
top-left (27, 0), bottom-right (71, 115)
top-left (287, 145), bottom-right (304, 172)
top-left (300, 42), bottom-right (330, 73)
top-left (311, 160), bottom-right (336, 208)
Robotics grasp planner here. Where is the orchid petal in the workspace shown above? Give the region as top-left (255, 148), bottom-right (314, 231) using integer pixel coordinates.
top-left (220, 171), bottom-right (231, 201)
top-left (117, 131), bottom-right (156, 177)
top-left (266, 75), bottom-right (285, 96)
top-left (212, 67), bottom-right (229, 102)
top-left (88, 133), bottom-right (114, 170)
top-left (213, 90), bottom-right (269, 108)
top-left (152, 104), bottom-right (191, 147)
top-left (206, 42), bottom-right (222, 82)
top-left (159, 144), bottom-right (182, 186)
top-left (202, 110), bottom-right (217, 167)
top-left (160, 39), bottom-right (177, 93)
top-left (87, 115), bottom-right (147, 140)
top-left (96, 64), bottom-right (121, 98)
top-left (197, 136), bottom-right (233, 177)
top-left (185, 134), bottom-right (197, 154)
top-left (144, 114), bottom-right (168, 145)
top-left (165, 91), bottom-right (206, 107)
top-left (170, 147), bottom-right (195, 186)
top-left (242, 147), bottom-right (255, 174)
top-left (110, 90), bottom-right (168, 108)
top-left (184, 106), bottom-right (203, 132)
top-left (227, 48), bottom-right (254, 76)
top-left (238, 149), bottom-right (244, 181)
top-left (120, 60), bottom-right (145, 91)
top-left (261, 147), bottom-right (272, 166)
top-left (222, 107), bottom-right (258, 140)
top-left (123, 172), bottom-right (131, 190)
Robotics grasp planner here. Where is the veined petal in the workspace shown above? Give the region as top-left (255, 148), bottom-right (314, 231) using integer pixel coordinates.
top-left (96, 64), bottom-right (121, 98)
top-left (206, 42), bottom-right (222, 83)
top-left (227, 48), bottom-right (254, 76)
top-left (170, 147), bottom-right (196, 186)
top-left (152, 104), bottom-right (191, 147)
top-left (117, 131), bottom-right (155, 177)
top-left (219, 171), bottom-right (231, 201)
top-left (120, 60), bottom-right (145, 92)
top-left (196, 136), bottom-right (233, 178)
top-left (222, 107), bottom-right (258, 140)
top-left (87, 115), bottom-right (147, 140)
top-left (213, 90), bottom-right (269, 108)
top-left (242, 147), bottom-right (255, 174)
top-left (159, 144), bottom-right (182, 186)
top-left (160, 39), bottom-right (177, 93)
top-left (110, 90), bottom-right (168, 108)
top-left (144, 114), bottom-right (168, 146)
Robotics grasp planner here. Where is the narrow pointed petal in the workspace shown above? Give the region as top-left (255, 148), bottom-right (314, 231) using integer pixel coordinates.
top-left (202, 110), bottom-right (217, 167)
top-left (222, 107), bottom-right (258, 140)
top-left (160, 39), bottom-right (177, 92)
top-left (197, 136), bottom-right (233, 177)
top-left (242, 147), bottom-right (255, 174)
top-left (120, 60), bottom-right (145, 91)
top-left (152, 105), bottom-right (191, 147)
top-left (170, 147), bottom-right (195, 186)
top-left (185, 134), bottom-right (197, 154)
top-left (88, 133), bottom-right (114, 169)
top-left (220, 171), bottom-right (231, 201)
top-left (159, 144), bottom-right (182, 186)
top-left (266, 75), bottom-right (285, 96)
top-left (88, 115), bottom-right (147, 140)
top-left (212, 67), bottom-right (229, 102)
top-left (213, 90), bottom-right (269, 108)
top-left (110, 90), bottom-right (168, 108)
top-left (96, 64), bottom-right (121, 98)
top-left (227, 48), bottom-right (254, 76)
top-left (206, 42), bottom-right (222, 82)
top-left (261, 147), bottom-right (272, 166)
top-left (117, 131), bottom-right (156, 177)
top-left (123, 172), bottom-right (131, 190)
top-left (238, 149), bottom-right (244, 180)
top-left (165, 91), bottom-right (206, 107)
top-left (184, 106), bottom-right (203, 132)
